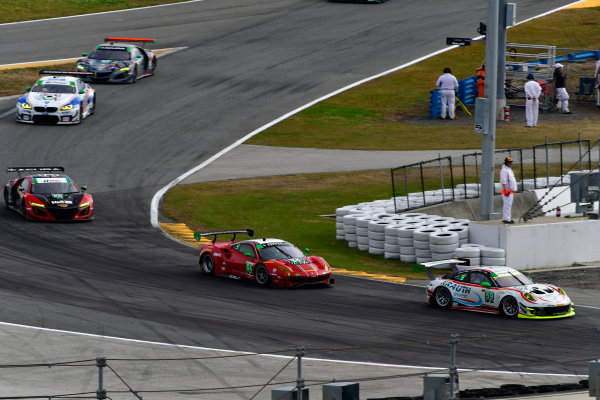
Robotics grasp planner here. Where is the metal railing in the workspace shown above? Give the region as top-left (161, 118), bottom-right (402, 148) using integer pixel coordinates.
top-left (391, 138), bottom-right (593, 213)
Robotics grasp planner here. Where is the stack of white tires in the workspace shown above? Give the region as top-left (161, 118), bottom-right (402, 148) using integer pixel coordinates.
top-left (455, 244), bottom-right (484, 267)
top-left (413, 227), bottom-right (441, 264)
top-left (429, 231), bottom-right (460, 261)
top-left (480, 247), bottom-right (506, 266)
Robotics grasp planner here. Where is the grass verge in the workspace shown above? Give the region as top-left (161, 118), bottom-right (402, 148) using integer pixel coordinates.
top-left (162, 170), bottom-right (433, 278)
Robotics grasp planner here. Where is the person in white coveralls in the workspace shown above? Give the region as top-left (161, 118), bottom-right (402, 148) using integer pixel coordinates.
top-left (436, 67), bottom-right (459, 120)
top-left (524, 73), bottom-right (542, 127)
top-left (500, 157), bottom-right (517, 224)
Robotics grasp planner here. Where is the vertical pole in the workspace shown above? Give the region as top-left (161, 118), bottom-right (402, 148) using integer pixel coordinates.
top-left (296, 347), bottom-right (305, 400)
top-left (391, 168), bottom-right (397, 213)
top-left (545, 137), bottom-right (550, 188)
top-left (449, 334), bottom-right (459, 400)
top-left (96, 357), bottom-right (107, 400)
top-left (579, 133), bottom-right (583, 171)
top-left (439, 155), bottom-right (445, 202)
top-left (480, 0), bottom-right (500, 220)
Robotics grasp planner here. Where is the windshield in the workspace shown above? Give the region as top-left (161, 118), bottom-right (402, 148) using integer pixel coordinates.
top-left (88, 49), bottom-right (130, 61)
top-left (494, 271), bottom-right (531, 287)
top-left (31, 182), bottom-right (79, 194)
top-left (31, 84), bottom-right (76, 94)
top-left (257, 243), bottom-right (304, 260)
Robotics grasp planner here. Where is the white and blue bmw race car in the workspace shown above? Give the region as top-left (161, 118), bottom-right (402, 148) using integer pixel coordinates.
top-left (16, 71), bottom-right (95, 125)
top-left (425, 260), bottom-right (575, 319)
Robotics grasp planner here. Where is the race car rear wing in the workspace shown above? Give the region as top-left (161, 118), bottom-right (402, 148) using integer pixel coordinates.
top-left (422, 258), bottom-right (469, 281)
top-left (6, 166), bottom-right (64, 178)
top-left (104, 37), bottom-right (156, 46)
top-left (194, 229), bottom-right (254, 243)
top-left (39, 70), bottom-right (94, 77)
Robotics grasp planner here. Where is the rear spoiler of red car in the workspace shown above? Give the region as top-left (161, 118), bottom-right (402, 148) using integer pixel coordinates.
top-left (422, 258), bottom-right (469, 281)
top-left (6, 166), bottom-right (65, 178)
top-left (104, 37), bottom-right (156, 44)
top-left (39, 70), bottom-right (94, 77)
top-left (194, 229), bottom-right (254, 243)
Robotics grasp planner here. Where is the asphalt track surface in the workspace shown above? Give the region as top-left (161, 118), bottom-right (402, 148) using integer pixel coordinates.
top-left (0, 0), bottom-right (597, 386)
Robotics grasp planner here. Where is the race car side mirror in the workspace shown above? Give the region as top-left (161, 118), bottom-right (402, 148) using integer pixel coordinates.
top-left (304, 248), bottom-right (310, 255)
top-left (79, 90), bottom-right (85, 94)
top-left (25, 87), bottom-right (31, 92)
top-left (81, 186), bottom-right (87, 191)
top-left (481, 282), bottom-right (491, 288)
top-left (18, 186), bottom-right (24, 191)
top-left (243, 252), bottom-right (254, 259)
top-left (137, 55), bottom-right (142, 58)
top-left (82, 53), bottom-right (88, 57)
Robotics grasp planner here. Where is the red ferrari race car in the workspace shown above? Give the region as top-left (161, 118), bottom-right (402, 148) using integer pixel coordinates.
top-left (3, 167), bottom-right (93, 221)
top-left (194, 229), bottom-right (334, 288)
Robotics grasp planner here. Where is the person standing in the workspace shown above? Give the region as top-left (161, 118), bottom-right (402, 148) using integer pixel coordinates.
top-left (553, 63), bottom-right (571, 114)
top-left (436, 67), bottom-right (459, 120)
top-left (523, 73), bottom-right (542, 127)
top-left (500, 157), bottom-right (517, 224)
top-left (476, 64), bottom-right (485, 97)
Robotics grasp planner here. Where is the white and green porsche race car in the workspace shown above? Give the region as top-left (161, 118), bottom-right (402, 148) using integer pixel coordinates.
top-left (425, 260), bottom-right (575, 319)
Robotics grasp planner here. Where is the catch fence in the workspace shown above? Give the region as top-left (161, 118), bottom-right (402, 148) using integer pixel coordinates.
top-left (391, 138), bottom-right (593, 213)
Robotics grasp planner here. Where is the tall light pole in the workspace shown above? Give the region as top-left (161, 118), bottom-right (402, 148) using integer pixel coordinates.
top-left (479, 0), bottom-right (513, 220)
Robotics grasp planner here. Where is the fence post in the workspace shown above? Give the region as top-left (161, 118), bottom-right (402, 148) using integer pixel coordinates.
top-left (296, 346), bottom-right (305, 400)
top-left (579, 133), bottom-right (583, 170)
top-left (449, 334), bottom-right (459, 400)
top-left (97, 357), bottom-right (107, 400)
top-left (545, 137), bottom-right (550, 188)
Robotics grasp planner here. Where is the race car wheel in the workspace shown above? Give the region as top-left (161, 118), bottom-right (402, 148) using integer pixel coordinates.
top-left (89, 97), bottom-right (96, 115)
top-left (200, 253), bottom-right (215, 275)
top-left (152, 56), bottom-right (157, 71)
top-left (3, 187), bottom-right (9, 208)
top-left (254, 264), bottom-right (270, 287)
top-left (19, 199), bottom-right (28, 219)
top-left (501, 296), bottom-right (519, 318)
top-left (433, 287), bottom-right (453, 309)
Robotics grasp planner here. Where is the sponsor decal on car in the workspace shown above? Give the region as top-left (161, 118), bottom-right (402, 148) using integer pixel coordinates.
top-left (245, 261), bottom-right (253, 275)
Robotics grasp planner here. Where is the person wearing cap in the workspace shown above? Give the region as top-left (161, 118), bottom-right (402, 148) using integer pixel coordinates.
top-left (524, 73), bottom-right (542, 127)
top-left (436, 67), bottom-right (459, 120)
top-left (553, 63), bottom-right (571, 114)
top-left (500, 157), bottom-right (517, 224)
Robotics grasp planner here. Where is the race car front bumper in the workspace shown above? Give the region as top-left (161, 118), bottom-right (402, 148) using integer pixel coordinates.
top-left (84, 69), bottom-right (135, 83)
top-left (26, 202), bottom-right (94, 221)
top-left (17, 105), bottom-right (81, 125)
top-left (518, 304), bottom-right (575, 319)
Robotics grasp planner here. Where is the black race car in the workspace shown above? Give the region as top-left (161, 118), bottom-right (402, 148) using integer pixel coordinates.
top-left (76, 37), bottom-right (157, 83)
top-left (3, 167), bottom-right (94, 221)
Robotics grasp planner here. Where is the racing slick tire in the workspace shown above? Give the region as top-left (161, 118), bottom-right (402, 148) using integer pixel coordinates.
top-left (151, 56), bottom-right (157, 72)
top-left (3, 187), bottom-right (9, 208)
top-left (200, 253), bottom-right (215, 275)
top-left (255, 264), bottom-right (270, 287)
top-left (433, 287), bottom-right (453, 309)
top-left (131, 66), bottom-right (138, 84)
top-left (501, 296), bottom-right (519, 318)
top-left (89, 97), bottom-right (96, 115)
top-left (19, 199), bottom-right (29, 220)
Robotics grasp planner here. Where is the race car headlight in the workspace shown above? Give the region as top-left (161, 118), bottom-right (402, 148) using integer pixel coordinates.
top-left (524, 292), bottom-right (536, 302)
top-left (557, 288), bottom-right (566, 296)
top-left (79, 201), bottom-right (90, 208)
top-left (61, 104), bottom-right (74, 111)
top-left (118, 66), bottom-right (131, 72)
top-left (30, 202), bottom-right (45, 208)
top-left (21, 102), bottom-right (32, 109)
top-left (76, 65), bottom-right (86, 71)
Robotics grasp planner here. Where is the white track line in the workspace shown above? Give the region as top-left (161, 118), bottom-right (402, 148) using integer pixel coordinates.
top-left (0, 0), bottom-right (207, 26)
top-left (0, 321), bottom-right (586, 378)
